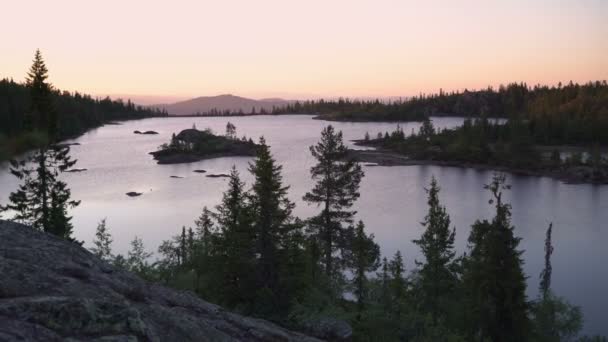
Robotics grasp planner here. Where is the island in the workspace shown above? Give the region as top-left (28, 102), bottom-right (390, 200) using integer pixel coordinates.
top-left (149, 126), bottom-right (258, 164)
top-left (350, 118), bottom-right (608, 184)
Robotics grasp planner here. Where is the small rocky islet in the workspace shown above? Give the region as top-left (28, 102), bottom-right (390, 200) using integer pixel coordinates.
top-left (149, 128), bottom-right (258, 165)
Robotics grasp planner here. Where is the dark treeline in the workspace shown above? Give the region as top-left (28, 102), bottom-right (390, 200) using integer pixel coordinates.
top-left (86, 129), bottom-right (603, 341)
top-left (365, 117), bottom-right (608, 177)
top-left (271, 82), bottom-right (608, 128)
top-left (0, 62), bottom-right (167, 160)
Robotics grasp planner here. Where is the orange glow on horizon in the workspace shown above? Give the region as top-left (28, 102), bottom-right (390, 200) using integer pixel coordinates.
top-left (1, 0), bottom-right (606, 103)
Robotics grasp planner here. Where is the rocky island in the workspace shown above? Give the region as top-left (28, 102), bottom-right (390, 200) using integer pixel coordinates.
top-left (0, 220), bottom-right (320, 341)
top-left (149, 126), bottom-right (258, 165)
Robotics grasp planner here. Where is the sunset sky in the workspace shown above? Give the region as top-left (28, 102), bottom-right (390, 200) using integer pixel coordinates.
top-left (1, 0), bottom-right (607, 104)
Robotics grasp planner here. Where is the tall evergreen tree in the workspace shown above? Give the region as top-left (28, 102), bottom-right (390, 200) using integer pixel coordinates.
top-left (345, 220), bottom-right (380, 312)
top-left (214, 167), bottom-right (255, 310)
top-left (539, 223), bottom-right (553, 298)
top-left (463, 174), bottom-right (530, 341)
top-left (303, 125), bottom-right (364, 283)
top-left (248, 137), bottom-right (297, 315)
top-left (533, 223), bottom-right (583, 342)
top-left (389, 250), bottom-right (407, 320)
top-left (25, 49), bottom-right (54, 135)
top-left (3, 50), bottom-right (80, 239)
top-left (412, 176), bottom-right (458, 323)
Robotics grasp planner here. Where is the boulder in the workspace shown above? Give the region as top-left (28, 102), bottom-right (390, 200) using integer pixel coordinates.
top-left (0, 220), bottom-right (321, 342)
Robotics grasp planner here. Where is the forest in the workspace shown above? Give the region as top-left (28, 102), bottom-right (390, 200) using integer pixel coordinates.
top-left (0, 66), bottom-right (166, 160)
top-left (3, 50), bottom-right (607, 341)
top-left (272, 82), bottom-right (608, 135)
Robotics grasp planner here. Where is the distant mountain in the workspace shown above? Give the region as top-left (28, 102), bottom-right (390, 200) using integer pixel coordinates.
top-left (153, 94), bottom-right (292, 116)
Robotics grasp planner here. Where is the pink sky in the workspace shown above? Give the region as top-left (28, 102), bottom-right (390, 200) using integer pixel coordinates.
top-left (1, 0), bottom-right (607, 104)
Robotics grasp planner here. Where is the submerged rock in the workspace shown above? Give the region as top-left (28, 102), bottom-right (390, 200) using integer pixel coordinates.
top-left (193, 169), bottom-right (207, 173)
top-left (66, 168), bottom-right (88, 173)
top-left (206, 173), bottom-right (230, 178)
top-left (170, 176), bottom-right (184, 179)
top-left (0, 220), bottom-right (320, 342)
top-left (134, 130), bottom-right (158, 135)
top-left (125, 192), bottom-right (142, 197)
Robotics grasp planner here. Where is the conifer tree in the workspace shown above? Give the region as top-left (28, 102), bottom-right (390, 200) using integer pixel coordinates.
top-left (91, 218), bottom-right (113, 262)
top-left (412, 176), bottom-right (458, 323)
top-left (462, 174), bottom-right (530, 341)
top-left (345, 220), bottom-right (380, 312)
top-left (3, 50), bottom-right (80, 239)
top-left (303, 125), bottom-right (364, 283)
top-left (389, 250), bottom-right (407, 318)
top-left (214, 167), bottom-right (255, 310)
top-left (248, 137), bottom-right (296, 314)
top-left (533, 222), bottom-right (582, 342)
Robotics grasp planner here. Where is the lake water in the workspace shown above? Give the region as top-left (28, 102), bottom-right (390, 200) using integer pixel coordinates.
top-left (1, 115), bottom-right (606, 335)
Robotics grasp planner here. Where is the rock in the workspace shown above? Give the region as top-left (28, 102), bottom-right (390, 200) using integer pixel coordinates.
top-left (142, 131), bottom-right (159, 135)
top-left (0, 220), bottom-right (321, 342)
top-left (170, 176), bottom-right (184, 179)
top-left (302, 316), bottom-right (352, 341)
top-left (126, 192), bottom-right (142, 197)
top-left (206, 174), bottom-right (230, 178)
top-left (133, 130), bottom-right (142, 134)
top-left (193, 169), bottom-right (207, 173)
top-left (66, 168), bottom-right (88, 173)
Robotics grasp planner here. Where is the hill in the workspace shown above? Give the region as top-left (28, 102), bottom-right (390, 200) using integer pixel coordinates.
top-left (154, 94), bottom-right (292, 116)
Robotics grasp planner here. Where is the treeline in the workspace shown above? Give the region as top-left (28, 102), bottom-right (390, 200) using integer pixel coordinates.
top-left (88, 128), bottom-right (602, 341)
top-left (367, 117), bottom-right (608, 173)
top-left (0, 73), bottom-right (166, 160)
top-left (272, 82), bottom-right (608, 127)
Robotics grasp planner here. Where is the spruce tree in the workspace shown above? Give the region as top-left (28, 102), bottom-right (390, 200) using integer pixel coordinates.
top-left (345, 220), bottom-right (380, 312)
top-left (303, 125), bottom-right (364, 283)
top-left (214, 167), bottom-right (255, 310)
top-left (389, 250), bottom-right (407, 319)
top-left (412, 176), bottom-right (457, 323)
top-left (248, 137), bottom-right (296, 315)
top-left (2, 50), bottom-right (80, 239)
top-left (463, 174), bottom-right (530, 341)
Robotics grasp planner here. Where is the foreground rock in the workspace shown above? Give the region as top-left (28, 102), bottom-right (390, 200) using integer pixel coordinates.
top-left (0, 220), bottom-right (321, 342)
top-left (150, 128), bottom-right (258, 164)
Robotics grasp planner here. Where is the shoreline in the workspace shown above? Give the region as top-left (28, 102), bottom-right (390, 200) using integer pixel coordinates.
top-left (347, 148), bottom-right (608, 185)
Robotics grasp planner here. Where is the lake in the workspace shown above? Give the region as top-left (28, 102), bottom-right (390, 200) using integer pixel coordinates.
top-left (1, 115), bottom-right (606, 335)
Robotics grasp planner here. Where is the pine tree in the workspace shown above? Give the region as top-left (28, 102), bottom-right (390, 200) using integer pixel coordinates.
top-left (533, 222), bottom-right (583, 342)
top-left (462, 174), bottom-right (530, 341)
top-left (303, 125), bottom-right (364, 283)
top-left (539, 223), bottom-right (553, 298)
top-left (214, 167), bottom-right (255, 310)
top-left (2, 50), bottom-right (80, 239)
top-left (412, 176), bottom-right (458, 323)
top-left (248, 137), bottom-right (296, 315)
top-left (91, 218), bottom-right (113, 262)
top-left (25, 49), bottom-right (54, 135)
top-left (345, 220), bottom-right (380, 312)
top-left (389, 250), bottom-right (407, 319)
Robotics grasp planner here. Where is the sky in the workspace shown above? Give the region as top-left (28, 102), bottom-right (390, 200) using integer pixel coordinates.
top-left (1, 0), bottom-right (607, 104)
